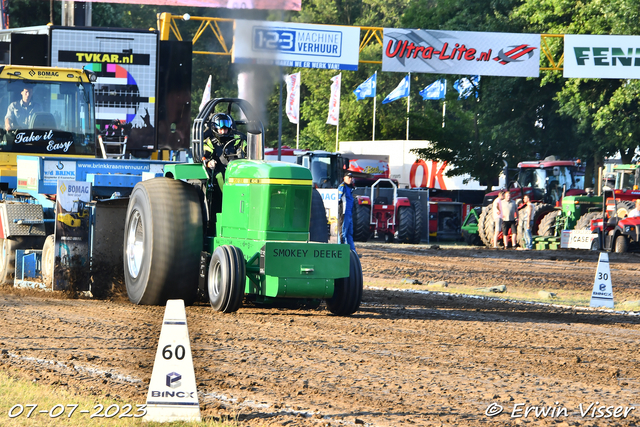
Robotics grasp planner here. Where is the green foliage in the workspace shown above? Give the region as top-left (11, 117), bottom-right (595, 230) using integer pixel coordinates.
top-left (8, 0), bottom-right (640, 181)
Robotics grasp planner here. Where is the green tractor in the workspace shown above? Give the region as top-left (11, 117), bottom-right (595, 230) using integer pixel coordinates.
top-left (122, 99), bottom-right (362, 315)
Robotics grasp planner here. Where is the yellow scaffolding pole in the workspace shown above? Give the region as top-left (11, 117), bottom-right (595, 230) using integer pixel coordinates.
top-left (157, 13), bottom-right (234, 56)
top-left (156, 15), bottom-right (565, 71)
top-left (540, 34), bottom-right (565, 71)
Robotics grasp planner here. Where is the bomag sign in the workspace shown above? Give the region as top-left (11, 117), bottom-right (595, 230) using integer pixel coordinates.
top-left (565, 34), bottom-right (640, 79)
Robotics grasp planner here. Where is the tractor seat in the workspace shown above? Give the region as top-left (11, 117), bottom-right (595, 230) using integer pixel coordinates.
top-left (374, 197), bottom-right (388, 205)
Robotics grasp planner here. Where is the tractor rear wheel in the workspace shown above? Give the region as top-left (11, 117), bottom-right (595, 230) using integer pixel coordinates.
top-left (616, 200), bottom-right (635, 218)
top-left (576, 211), bottom-right (601, 231)
top-left (538, 210), bottom-right (561, 237)
top-left (615, 235), bottom-right (628, 253)
top-left (0, 236), bottom-right (43, 286)
top-left (309, 188), bottom-right (329, 243)
top-left (395, 205), bottom-right (415, 243)
top-left (0, 238), bottom-right (19, 285)
top-left (411, 200), bottom-right (424, 244)
top-left (531, 203), bottom-right (555, 235)
top-left (42, 235), bottom-right (55, 288)
top-left (124, 178), bottom-right (203, 306)
top-left (353, 203), bottom-right (371, 242)
top-left (326, 250), bottom-right (362, 316)
top-left (478, 205), bottom-right (495, 247)
top-left (208, 245), bottom-right (245, 313)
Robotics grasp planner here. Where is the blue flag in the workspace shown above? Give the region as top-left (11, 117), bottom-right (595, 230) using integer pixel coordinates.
top-left (420, 79), bottom-right (446, 100)
top-left (453, 76), bottom-right (480, 99)
top-left (353, 73), bottom-right (377, 100)
top-left (382, 75), bottom-right (410, 104)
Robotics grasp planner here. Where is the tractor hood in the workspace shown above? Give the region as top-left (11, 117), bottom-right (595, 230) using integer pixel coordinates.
top-left (226, 160), bottom-right (312, 182)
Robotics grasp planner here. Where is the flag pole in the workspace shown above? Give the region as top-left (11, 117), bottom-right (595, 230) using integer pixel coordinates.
top-left (442, 81), bottom-right (447, 127)
top-left (296, 121), bottom-right (300, 149)
top-left (372, 71), bottom-right (377, 141)
top-left (406, 73), bottom-right (410, 141)
top-left (335, 119), bottom-right (339, 152)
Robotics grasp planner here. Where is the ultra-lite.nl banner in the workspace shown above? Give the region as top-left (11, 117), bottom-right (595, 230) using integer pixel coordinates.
top-left (382, 29), bottom-right (540, 77)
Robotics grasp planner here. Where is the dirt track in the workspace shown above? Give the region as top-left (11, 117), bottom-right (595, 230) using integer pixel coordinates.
top-left (1, 243), bottom-right (640, 426)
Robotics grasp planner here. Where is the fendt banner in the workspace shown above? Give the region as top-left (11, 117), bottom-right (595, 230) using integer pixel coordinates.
top-left (382, 29), bottom-right (541, 77)
top-left (63, 0), bottom-right (301, 11)
top-left (564, 35), bottom-right (640, 79)
top-left (233, 20), bottom-right (361, 70)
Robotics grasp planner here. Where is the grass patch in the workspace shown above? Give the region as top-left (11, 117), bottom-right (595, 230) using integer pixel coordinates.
top-left (0, 371), bottom-right (233, 427)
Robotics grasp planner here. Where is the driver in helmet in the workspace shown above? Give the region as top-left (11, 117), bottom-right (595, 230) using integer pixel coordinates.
top-left (202, 113), bottom-right (244, 191)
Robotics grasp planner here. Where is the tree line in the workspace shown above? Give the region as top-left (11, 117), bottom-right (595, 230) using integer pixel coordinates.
top-left (8, 0), bottom-right (639, 187)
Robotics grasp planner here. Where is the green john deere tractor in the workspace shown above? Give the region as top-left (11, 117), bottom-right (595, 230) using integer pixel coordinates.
top-left (122, 98), bottom-right (362, 315)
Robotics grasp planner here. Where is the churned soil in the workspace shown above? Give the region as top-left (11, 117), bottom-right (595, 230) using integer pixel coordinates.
top-left (1, 243), bottom-right (640, 426)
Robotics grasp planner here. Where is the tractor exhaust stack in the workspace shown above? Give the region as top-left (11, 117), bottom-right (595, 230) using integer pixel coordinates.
top-left (247, 131), bottom-right (264, 161)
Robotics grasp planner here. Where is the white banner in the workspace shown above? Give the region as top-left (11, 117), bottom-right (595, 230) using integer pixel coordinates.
top-left (561, 230), bottom-right (598, 249)
top-left (199, 75), bottom-right (212, 112)
top-left (233, 20), bottom-right (360, 70)
top-left (565, 35), bottom-right (640, 79)
top-left (382, 28), bottom-right (540, 77)
top-left (327, 74), bottom-right (341, 126)
top-left (284, 72), bottom-right (301, 124)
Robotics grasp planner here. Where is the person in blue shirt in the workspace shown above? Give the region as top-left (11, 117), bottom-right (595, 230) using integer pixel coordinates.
top-left (338, 172), bottom-right (356, 253)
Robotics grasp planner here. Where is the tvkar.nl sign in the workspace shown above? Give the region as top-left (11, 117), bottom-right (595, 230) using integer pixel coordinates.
top-left (564, 35), bottom-right (640, 79)
top-left (382, 29), bottom-right (541, 77)
top-left (233, 20), bottom-right (361, 71)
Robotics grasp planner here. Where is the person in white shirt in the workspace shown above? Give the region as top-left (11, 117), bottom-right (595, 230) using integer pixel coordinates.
top-left (492, 190), bottom-right (505, 248)
top-left (501, 191), bottom-right (518, 249)
top-left (628, 199), bottom-right (640, 218)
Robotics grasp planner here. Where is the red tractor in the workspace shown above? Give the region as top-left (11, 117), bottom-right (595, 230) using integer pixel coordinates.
top-left (589, 164), bottom-right (640, 253)
top-left (477, 156), bottom-right (586, 247)
top-left (352, 179), bottom-right (423, 244)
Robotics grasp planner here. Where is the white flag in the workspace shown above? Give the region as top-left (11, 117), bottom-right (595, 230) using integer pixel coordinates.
top-left (199, 75), bottom-right (212, 112)
top-left (326, 73), bottom-right (342, 126)
top-left (284, 72), bottom-right (301, 124)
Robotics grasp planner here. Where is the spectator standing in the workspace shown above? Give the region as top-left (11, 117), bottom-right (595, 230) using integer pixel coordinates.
top-left (338, 172), bottom-right (356, 253)
top-left (492, 190), bottom-right (505, 248)
top-left (519, 194), bottom-right (535, 250)
top-left (501, 191), bottom-right (518, 249)
top-left (628, 199), bottom-right (640, 218)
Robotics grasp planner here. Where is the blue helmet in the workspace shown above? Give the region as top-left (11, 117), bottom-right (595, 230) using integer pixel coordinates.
top-left (212, 113), bottom-right (234, 137)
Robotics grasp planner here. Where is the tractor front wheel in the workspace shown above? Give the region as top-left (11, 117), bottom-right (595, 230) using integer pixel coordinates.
top-left (123, 178), bottom-right (203, 305)
top-left (0, 237), bottom-right (43, 285)
top-left (208, 245), bottom-right (245, 313)
top-left (615, 235), bottom-right (628, 253)
top-left (353, 203), bottom-right (371, 242)
top-left (411, 200), bottom-right (424, 244)
top-left (395, 205), bottom-right (415, 243)
top-left (42, 235), bottom-right (55, 288)
top-left (326, 250), bottom-right (363, 316)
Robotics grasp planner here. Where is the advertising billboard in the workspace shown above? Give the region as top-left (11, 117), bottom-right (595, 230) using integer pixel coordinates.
top-left (233, 20), bottom-right (360, 70)
top-left (51, 29), bottom-right (158, 150)
top-left (382, 29), bottom-right (540, 77)
top-left (564, 34), bottom-right (640, 79)
top-left (63, 0), bottom-right (301, 11)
